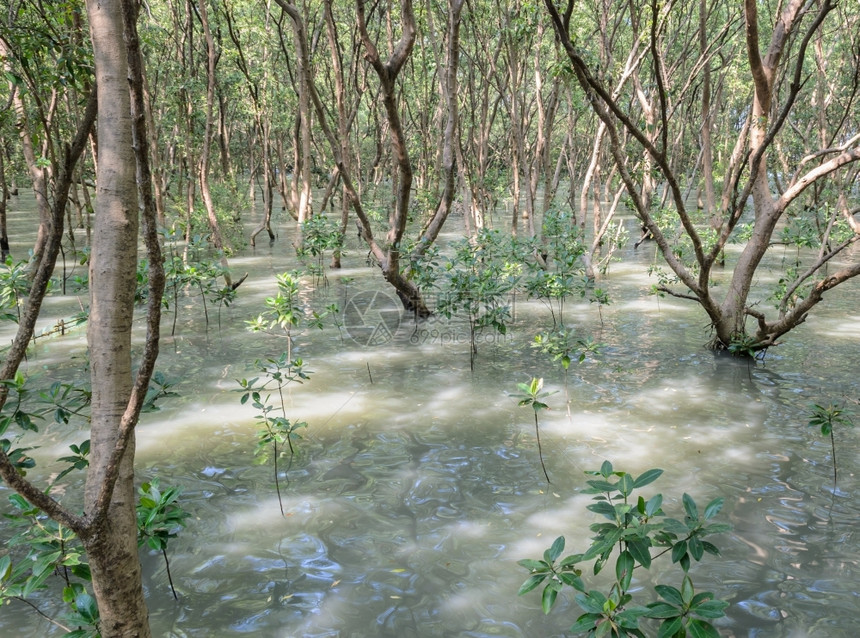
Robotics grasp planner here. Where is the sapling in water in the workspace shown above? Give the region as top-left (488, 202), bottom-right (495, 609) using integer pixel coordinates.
top-left (136, 479), bottom-right (190, 600)
top-left (532, 329), bottom-right (603, 419)
top-left (238, 355), bottom-right (311, 515)
top-left (519, 461), bottom-right (731, 637)
top-left (514, 377), bottom-right (556, 483)
top-left (808, 402), bottom-right (854, 489)
top-left (246, 271), bottom-right (303, 360)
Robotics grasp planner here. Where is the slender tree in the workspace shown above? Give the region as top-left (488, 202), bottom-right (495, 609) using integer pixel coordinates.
top-left (543, 0), bottom-right (860, 350)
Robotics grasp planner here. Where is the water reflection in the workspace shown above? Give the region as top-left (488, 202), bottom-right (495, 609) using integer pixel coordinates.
top-left (1, 200), bottom-right (858, 637)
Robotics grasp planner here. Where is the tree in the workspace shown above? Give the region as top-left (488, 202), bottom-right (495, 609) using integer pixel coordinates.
top-left (0, 0), bottom-right (164, 633)
top-left (543, 0), bottom-right (860, 351)
top-left (277, 0), bottom-right (435, 315)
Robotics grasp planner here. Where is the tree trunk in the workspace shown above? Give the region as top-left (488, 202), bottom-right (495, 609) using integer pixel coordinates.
top-left (1, 39), bottom-right (51, 269)
top-left (84, 0), bottom-right (152, 633)
top-left (197, 0), bottom-right (233, 286)
top-left (289, 6), bottom-right (313, 242)
top-left (414, 0), bottom-right (464, 253)
top-left (0, 140), bottom-right (9, 261)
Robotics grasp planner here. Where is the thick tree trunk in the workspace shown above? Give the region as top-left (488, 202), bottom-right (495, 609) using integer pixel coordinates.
top-left (84, 0), bottom-right (152, 633)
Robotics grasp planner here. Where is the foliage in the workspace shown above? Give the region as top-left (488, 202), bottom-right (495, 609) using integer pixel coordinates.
top-left (237, 355), bottom-right (311, 516)
top-left (298, 214), bottom-right (344, 286)
top-left (524, 210), bottom-right (588, 326)
top-left (159, 231), bottom-right (228, 335)
top-left (1, 493), bottom-right (98, 636)
top-left (514, 378), bottom-right (557, 484)
top-left (52, 440), bottom-right (91, 487)
top-left (61, 589), bottom-right (100, 637)
top-left (137, 478), bottom-right (190, 599)
top-left (437, 231), bottom-right (521, 369)
top-left (0, 257), bottom-right (31, 323)
top-left (726, 333), bottom-right (765, 360)
top-left (246, 271), bottom-right (306, 358)
top-left (0, 367), bottom-right (180, 619)
top-left (141, 371), bottom-right (179, 413)
top-left (533, 329), bottom-right (603, 371)
top-left (519, 461), bottom-right (731, 637)
top-left (808, 403), bottom-right (854, 488)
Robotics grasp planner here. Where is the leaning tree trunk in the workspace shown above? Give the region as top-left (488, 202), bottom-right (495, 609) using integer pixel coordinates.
top-left (280, 0), bottom-right (431, 316)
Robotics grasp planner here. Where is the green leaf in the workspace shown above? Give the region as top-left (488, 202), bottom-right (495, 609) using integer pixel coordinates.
top-left (645, 493), bottom-right (663, 517)
top-left (671, 540), bottom-right (688, 564)
top-left (691, 599), bottom-right (729, 619)
top-left (618, 473), bottom-right (634, 497)
top-left (687, 618), bottom-right (722, 638)
top-left (585, 479), bottom-right (618, 493)
top-left (594, 619), bottom-right (613, 638)
top-left (682, 493), bottom-right (699, 521)
top-left (517, 573), bottom-right (548, 596)
top-left (655, 584), bottom-right (684, 607)
top-left (541, 581), bottom-right (560, 614)
top-left (575, 590), bottom-right (609, 614)
top-left (0, 555), bottom-right (11, 581)
top-left (615, 550), bottom-right (635, 590)
top-left (633, 468), bottom-right (663, 489)
top-left (702, 523), bottom-right (731, 535)
top-left (558, 571), bottom-right (585, 591)
top-left (616, 605), bottom-right (651, 628)
top-left (681, 574), bottom-right (695, 605)
top-left (74, 592), bottom-right (99, 624)
top-left (689, 535), bottom-right (704, 561)
top-left (517, 559), bottom-right (549, 572)
top-left (547, 536), bottom-right (565, 562)
top-left (627, 538), bottom-right (652, 569)
top-left (587, 501), bottom-right (618, 521)
top-left (663, 518), bottom-right (689, 534)
top-left (559, 553), bottom-right (583, 567)
top-left (657, 616), bottom-right (684, 638)
top-left (570, 613), bottom-right (602, 633)
top-left (703, 497), bottom-right (724, 520)
top-left (647, 601), bottom-right (681, 619)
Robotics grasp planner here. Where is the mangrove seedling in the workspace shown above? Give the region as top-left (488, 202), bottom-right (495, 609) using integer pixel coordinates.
top-left (136, 479), bottom-right (190, 600)
top-left (514, 378), bottom-right (556, 483)
top-left (533, 329), bottom-right (603, 419)
top-left (808, 403), bottom-right (854, 488)
top-left (238, 356), bottom-right (312, 515)
top-left (518, 461), bottom-right (731, 636)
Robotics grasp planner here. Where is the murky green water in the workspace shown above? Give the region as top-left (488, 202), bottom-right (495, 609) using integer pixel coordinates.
top-left (1, 194), bottom-right (858, 637)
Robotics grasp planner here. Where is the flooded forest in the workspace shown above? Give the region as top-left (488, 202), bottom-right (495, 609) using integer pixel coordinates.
top-left (1, 0), bottom-right (859, 637)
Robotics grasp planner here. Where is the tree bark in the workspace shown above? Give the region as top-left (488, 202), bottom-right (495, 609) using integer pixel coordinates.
top-left (1, 39), bottom-right (51, 269)
top-left (414, 0), bottom-right (464, 254)
top-left (0, 137), bottom-right (9, 261)
top-left (84, 0), bottom-right (152, 633)
top-left (197, 0), bottom-right (233, 286)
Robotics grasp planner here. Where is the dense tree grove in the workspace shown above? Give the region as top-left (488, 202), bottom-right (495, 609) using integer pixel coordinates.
top-left (0, 0), bottom-right (859, 634)
top-left (2, 0), bottom-right (857, 346)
